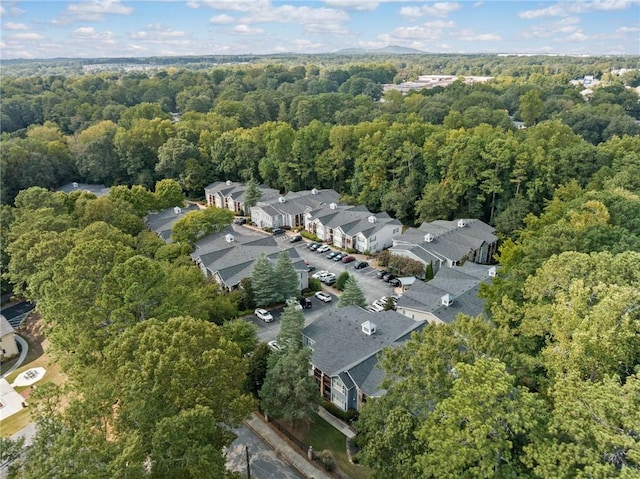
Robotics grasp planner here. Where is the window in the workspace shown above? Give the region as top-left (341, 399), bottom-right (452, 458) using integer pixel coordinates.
top-left (332, 377), bottom-right (346, 394)
top-left (393, 228), bottom-right (400, 233)
top-left (331, 393), bottom-right (346, 410)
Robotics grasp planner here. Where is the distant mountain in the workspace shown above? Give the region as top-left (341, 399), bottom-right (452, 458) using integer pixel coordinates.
top-left (333, 45), bottom-right (425, 55)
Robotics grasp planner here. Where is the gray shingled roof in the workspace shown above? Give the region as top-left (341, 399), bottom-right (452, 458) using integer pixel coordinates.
top-left (347, 355), bottom-right (386, 397)
top-left (255, 189), bottom-right (341, 218)
top-left (192, 227), bottom-right (305, 288)
top-left (303, 306), bottom-right (423, 377)
top-left (397, 263), bottom-right (493, 323)
top-left (393, 218), bottom-right (497, 263)
top-left (146, 204), bottom-right (200, 243)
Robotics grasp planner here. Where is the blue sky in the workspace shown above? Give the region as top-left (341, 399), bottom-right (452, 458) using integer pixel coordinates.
top-left (1, 0), bottom-right (639, 59)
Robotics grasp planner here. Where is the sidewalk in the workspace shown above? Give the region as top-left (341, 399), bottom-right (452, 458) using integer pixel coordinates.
top-left (316, 407), bottom-right (355, 439)
top-left (245, 413), bottom-right (332, 479)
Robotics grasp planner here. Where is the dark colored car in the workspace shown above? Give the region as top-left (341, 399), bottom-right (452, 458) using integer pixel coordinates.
top-left (382, 272), bottom-right (396, 282)
top-left (326, 251), bottom-right (338, 259)
top-left (233, 217), bottom-right (247, 225)
top-left (272, 228), bottom-right (285, 235)
top-left (289, 235), bottom-right (302, 243)
top-left (354, 261), bottom-right (369, 269)
top-left (389, 278), bottom-right (401, 287)
top-left (307, 265), bottom-right (316, 272)
top-left (377, 270), bottom-right (388, 279)
top-left (341, 255), bottom-right (356, 264)
top-left (282, 225), bottom-right (292, 230)
top-left (333, 253), bottom-right (346, 262)
top-left (309, 242), bottom-right (320, 250)
top-left (298, 297), bottom-right (312, 309)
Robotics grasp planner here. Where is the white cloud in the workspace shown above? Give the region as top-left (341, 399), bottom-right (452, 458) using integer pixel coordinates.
top-left (187, 0), bottom-right (270, 12)
top-left (423, 20), bottom-right (455, 28)
top-left (521, 17), bottom-right (581, 39)
top-left (401, 2), bottom-right (461, 18)
top-left (241, 5), bottom-right (348, 25)
top-left (291, 38), bottom-right (324, 50)
top-left (324, 0), bottom-right (380, 10)
top-left (129, 24), bottom-right (189, 44)
top-left (232, 24), bottom-right (264, 34)
top-left (67, 0), bottom-right (133, 15)
top-left (210, 14), bottom-right (234, 24)
top-left (473, 2), bottom-right (483, 7)
top-left (615, 25), bottom-right (640, 33)
top-left (7, 32), bottom-right (44, 41)
top-left (519, 0), bottom-right (640, 19)
top-left (54, 0), bottom-right (133, 23)
top-left (457, 29), bottom-right (502, 41)
top-left (3, 22), bottom-right (29, 30)
top-left (0, 6), bottom-right (4, 14)
top-left (566, 31), bottom-right (589, 41)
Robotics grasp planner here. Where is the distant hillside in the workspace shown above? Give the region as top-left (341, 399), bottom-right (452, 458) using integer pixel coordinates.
top-left (333, 45), bottom-right (425, 55)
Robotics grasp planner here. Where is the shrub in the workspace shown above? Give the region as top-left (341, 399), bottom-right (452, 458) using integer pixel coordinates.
top-left (300, 230), bottom-right (321, 242)
top-left (309, 278), bottom-right (323, 292)
top-left (323, 400), bottom-right (359, 422)
top-left (319, 450), bottom-right (336, 472)
top-left (335, 271), bottom-right (350, 291)
top-left (377, 249), bottom-right (390, 267)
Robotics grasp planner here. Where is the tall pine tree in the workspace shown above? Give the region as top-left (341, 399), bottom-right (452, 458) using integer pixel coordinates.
top-left (274, 250), bottom-right (299, 303)
top-left (251, 253), bottom-right (278, 307)
top-left (338, 276), bottom-right (367, 308)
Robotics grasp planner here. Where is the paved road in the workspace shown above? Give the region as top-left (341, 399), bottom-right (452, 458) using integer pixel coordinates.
top-left (226, 425), bottom-right (302, 479)
top-left (1, 301), bottom-right (35, 328)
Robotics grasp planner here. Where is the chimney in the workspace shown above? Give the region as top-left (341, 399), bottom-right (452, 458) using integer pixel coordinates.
top-left (361, 320), bottom-right (376, 336)
top-left (441, 294), bottom-right (453, 307)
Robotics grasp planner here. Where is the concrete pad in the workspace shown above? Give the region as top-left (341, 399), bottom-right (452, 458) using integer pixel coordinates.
top-left (12, 367), bottom-right (46, 387)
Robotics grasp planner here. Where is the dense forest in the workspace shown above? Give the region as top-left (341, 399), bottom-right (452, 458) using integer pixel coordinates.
top-left (1, 55), bottom-right (639, 477)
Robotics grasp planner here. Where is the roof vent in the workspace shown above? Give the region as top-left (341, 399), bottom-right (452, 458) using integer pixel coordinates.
top-left (424, 233), bottom-right (434, 243)
top-left (457, 219), bottom-right (466, 228)
top-left (488, 266), bottom-right (497, 277)
top-left (278, 196), bottom-right (286, 203)
top-left (329, 202), bottom-right (338, 210)
top-left (368, 215), bottom-right (377, 223)
top-left (226, 180), bottom-right (232, 186)
top-left (361, 320), bottom-right (376, 336)
top-left (441, 293), bottom-right (454, 307)
top-left (173, 206), bottom-right (182, 215)
top-left (225, 233), bottom-right (235, 243)
top-left (311, 188), bottom-right (318, 195)
top-left (72, 182), bottom-right (79, 188)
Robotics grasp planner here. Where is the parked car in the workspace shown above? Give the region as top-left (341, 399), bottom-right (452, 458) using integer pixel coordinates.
top-left (333, 253), bottom-right (346, 262)
top-left (308, 242), bottom-right (320, 250)
top-left (322, 273), bottom-right (336, 284)
top-left (389, 278), bottom-right (401, 287)
top-left (354, 261), bottom-right (369, 269)
top-left (272, 228), bottom-right (285, 235)
top-left (254, 308), bottom-right (274, 322)
top-left (382, 273), bottom-right (396, 282)
top-left (307, 265), bottom-right (316, 272)
top-left (298, 297), bottom-right (312, 309)
top-left (268, 340), bottom-right (281, 351)
top-left (315, 291), bottom-right (332, 302)
top-left (286, 297), bottom-right (303, 311)
top-left (326, 251), bottom-right (339, 259)
top-left (289, 235), bottom-right (303, 243)
top-left (341, 255), bottom-right (356, 264)
top-left (312, 270), bottom-right (330, 280)
top-left (316, 244), bottom-right (330, 253)
top-left (369, 302), bottom-right (384, 312)
top-left (233, 217), bottom-right (247, 225)
top-left (376, 270), bottom-right (389, 279)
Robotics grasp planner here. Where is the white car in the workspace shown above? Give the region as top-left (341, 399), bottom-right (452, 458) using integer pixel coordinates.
top-left (315, 291), bottom-right (332, 302)
top-left (254, 308), bottom-right (274, 322)
top-left (268, 340), bottom-right (281, 351)
top-left (312, 270), bottom-right (330, 280)
top-left (286, 297), bottom-right (303, 311)
top-left (316, 244), bottom-right (330, 253)
top-left (370, 302), bottom-right (385, 312)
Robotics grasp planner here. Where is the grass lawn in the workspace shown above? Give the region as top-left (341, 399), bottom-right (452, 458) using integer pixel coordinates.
top-left (298, 412), bottom-right (372, 479)
top-left (0, 316), bottom-right (67, 437)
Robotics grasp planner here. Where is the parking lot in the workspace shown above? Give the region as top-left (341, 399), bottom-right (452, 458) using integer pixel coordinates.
top-left (293, 241), bottom-right (396, 305)
top-left (245, 234), bottom-right (401, 344)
